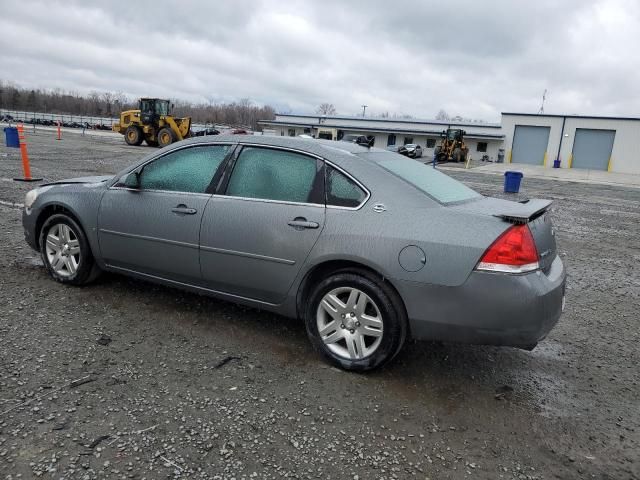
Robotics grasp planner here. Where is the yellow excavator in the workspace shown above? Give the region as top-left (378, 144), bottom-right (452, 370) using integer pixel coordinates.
top-left (112, 98), bottom-right (192, 147)
top-left (434, 128), bottom-right (469, 163)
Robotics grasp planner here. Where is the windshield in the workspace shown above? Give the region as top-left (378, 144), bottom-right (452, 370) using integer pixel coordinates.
top-left (155, 101), bottom-right (169, 115)
top-left (363, 152), bottom-right (481, 204)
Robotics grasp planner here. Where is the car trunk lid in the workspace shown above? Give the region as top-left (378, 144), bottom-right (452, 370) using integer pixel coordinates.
top-left (450, 197), bottom-right (557, 272)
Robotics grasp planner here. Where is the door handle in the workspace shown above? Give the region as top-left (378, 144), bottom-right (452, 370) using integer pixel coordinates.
top-left (172, 204), bottom-right (197, 215)
top-left (288, 217), bottom-right (319, 229)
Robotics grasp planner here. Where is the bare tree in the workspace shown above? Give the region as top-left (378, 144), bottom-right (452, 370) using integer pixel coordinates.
top-left (316, 103), bottom-right (337, 116)
top-left (0, 80), bottom-right (276, 129)
top-left (435, 109), bottom-right (450, 121)
top-left (101, 92), bottom-right (116, 117)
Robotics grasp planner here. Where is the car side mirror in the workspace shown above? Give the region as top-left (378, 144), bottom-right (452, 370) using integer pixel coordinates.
top-left (124, 171), bottom-right (140, 189)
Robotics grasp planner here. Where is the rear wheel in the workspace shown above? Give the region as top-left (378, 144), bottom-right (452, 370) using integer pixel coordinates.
top-left (124, 125), bottom-right (143, 146)
top-left (305, 270), bottom-right (407, 371)
top-left (157, 127), bottom-right (175, 148)
top-left (39, 214), bottom-right (101, 285)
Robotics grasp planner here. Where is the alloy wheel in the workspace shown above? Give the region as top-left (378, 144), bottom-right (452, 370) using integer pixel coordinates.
top-left (316, 287), bottom-right (384, 360)
top-left (45, 223), bottom-right (81, 277)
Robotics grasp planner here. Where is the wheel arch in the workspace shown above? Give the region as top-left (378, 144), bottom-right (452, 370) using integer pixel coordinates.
top-left (35, 203), bottom-right (87, 250)
top-left (296, 259), bottom-right (409, 328)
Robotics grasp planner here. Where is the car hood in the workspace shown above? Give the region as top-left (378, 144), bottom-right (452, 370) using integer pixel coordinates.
top-left (41, 175), bottom-right (114, 187)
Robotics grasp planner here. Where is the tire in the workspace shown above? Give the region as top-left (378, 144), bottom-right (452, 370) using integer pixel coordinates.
top-left (453, 147), bottom-right (463, 163)
top-left (39, 214), bottom-right (101, 286)
top-left (157, 127), bottom-right (176, 148)
top-left (304, 269), bottom-right (407, 371)
top-left (124, 125), bottom-right (143, 146)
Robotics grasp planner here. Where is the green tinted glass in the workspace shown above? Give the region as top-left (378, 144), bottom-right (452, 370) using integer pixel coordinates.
top-left (140, 145), bottom-right (229, 193)
top-left (227, 147), bottom-right (320, 203)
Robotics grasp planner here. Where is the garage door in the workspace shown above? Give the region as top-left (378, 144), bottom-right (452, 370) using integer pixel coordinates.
top-left (511, 125), bottom-right (550, 165)
top-left (571, 129), bottom-right (615, 171)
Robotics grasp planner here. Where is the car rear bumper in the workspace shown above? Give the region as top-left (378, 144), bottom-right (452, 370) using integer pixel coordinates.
top-left (396, 255), bottom-right (566, 348)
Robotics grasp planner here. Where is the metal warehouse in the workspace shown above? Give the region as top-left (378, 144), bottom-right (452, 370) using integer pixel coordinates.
top-left (260, 112), bottom-right (640, 175)
top-left (502, 113), bottom-right (640, 174)
top-left (258, 114), bottom-right (505, 162)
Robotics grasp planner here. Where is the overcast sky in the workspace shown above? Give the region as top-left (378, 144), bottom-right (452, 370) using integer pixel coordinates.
top-left (0, 0), bottom-right (638, 121)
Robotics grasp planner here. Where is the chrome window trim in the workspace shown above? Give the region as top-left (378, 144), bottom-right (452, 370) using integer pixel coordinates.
top-left (324, 160), bottom-right (371, 211)
top-left (108, 186), bottom-right (212, 198)
top-left (109, 142), bottom-right (236, 189)
top-left (211, 194), bottom-right (324, 209)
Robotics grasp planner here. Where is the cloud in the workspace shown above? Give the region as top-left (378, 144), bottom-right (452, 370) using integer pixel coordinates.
top-left (0, 0), bottom-right (638, 120)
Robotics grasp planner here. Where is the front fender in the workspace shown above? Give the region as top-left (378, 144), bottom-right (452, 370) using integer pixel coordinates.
top-left (29, 184), bottom-right (107, 266)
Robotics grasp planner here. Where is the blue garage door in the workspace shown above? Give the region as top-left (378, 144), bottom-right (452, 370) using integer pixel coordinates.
top-left (511, 125), bottom-right (550, 165)
top-left (571, 129), bottom-right (615, 171)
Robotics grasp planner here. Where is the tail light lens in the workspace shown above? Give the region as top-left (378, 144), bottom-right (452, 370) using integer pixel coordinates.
top-left (476, 224), bottom-right (539, 274)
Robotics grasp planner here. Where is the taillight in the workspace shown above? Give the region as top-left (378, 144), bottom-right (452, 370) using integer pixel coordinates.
top-left (476, 224), bottom-right (539, 274)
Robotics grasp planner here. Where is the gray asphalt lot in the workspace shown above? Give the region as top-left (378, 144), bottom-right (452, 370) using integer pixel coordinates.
top-left (0, 128), bottom-right (638, 479)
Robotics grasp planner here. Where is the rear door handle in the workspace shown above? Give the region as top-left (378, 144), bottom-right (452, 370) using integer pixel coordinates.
top-left (288, 217), bottom-right (319, 229)
top-left (172, 204), bottom-right (198, 215)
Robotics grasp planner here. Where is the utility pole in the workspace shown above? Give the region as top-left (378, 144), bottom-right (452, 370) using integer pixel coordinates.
top-left (538, 89), bottom-right (547, 114)
top-left (361, 105), bottom-right (367, 117)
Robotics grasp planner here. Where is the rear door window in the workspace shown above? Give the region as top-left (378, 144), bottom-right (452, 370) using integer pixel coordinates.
top-left (326, 165), bottom-right (367, 208)
top-left (226, 147), bottom-right (323, 204)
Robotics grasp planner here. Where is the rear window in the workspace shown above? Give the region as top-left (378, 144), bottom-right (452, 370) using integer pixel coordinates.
top-left (364, 152), bottom-right (481, 204)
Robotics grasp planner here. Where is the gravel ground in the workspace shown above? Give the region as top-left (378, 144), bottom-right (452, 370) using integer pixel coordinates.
top-left (0, 129), bottom-right (638, 479)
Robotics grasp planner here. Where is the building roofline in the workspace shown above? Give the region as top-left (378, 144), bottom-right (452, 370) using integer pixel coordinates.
top-left (273, 113), bottom-right (502, 129)
top-left (502, 112), bottom-right (640, 122)
top-left (258, 121), bottom-right (504, 139)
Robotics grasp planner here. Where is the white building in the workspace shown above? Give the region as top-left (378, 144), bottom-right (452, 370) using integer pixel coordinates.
top-left (502, 113), bottom-right (640, 174)
top-left (259, 112), bottom-right (640, 175)
top-left (258, 114), bottom-right (505, 161)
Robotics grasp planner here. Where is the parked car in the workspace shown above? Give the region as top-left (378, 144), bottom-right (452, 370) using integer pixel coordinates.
top-left (341, 134), bottom-right (374, 146)
top-left (398, 144), bottom-right (422, 158)
top-left (192, 127), bottom-right (221, 137)
top-left (22, 136), bottom-right (565, 371)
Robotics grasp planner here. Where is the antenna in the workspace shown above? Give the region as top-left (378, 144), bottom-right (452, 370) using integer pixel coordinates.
top-left (361, 105), bottom-right (367, 117)
top-left (538, 89), bottom-right (547, 114)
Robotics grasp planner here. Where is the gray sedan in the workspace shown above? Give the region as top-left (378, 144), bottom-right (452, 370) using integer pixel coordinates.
top-left (22, 136), bottom-right (566, 371)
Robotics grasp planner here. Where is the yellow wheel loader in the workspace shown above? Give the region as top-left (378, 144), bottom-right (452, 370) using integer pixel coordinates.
top-left (112, 98), bottom-right (192, 148)
top-left (434, 128), bottom-right (469, 163)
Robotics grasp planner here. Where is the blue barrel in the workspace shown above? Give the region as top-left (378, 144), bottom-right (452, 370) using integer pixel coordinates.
top-left (4, 127), bottom-right (19, 148)
top-left (504, 171), bottom-right (523, 193)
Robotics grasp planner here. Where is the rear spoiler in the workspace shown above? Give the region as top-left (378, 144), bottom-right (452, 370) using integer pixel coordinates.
top-left (493, 199), bottom-right (552, 224)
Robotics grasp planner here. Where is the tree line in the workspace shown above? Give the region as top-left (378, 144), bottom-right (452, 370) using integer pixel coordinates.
top-left (0, 80), bottom-right (276, 129)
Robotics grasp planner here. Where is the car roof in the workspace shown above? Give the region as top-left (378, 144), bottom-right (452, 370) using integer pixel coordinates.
top-left (175, 134), bottom-right (389, 160)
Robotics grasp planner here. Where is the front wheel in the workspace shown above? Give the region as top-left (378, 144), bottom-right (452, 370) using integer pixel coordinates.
top-left (39, 214), bottom-right (101, 285)
top-left (157, 127), bottom-right (175, 148)
top-left (305, 270), bottom-right (407, 371)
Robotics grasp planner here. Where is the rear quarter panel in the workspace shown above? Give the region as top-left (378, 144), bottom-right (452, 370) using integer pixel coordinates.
top-left (307, 173), bottom-right (509, 287)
